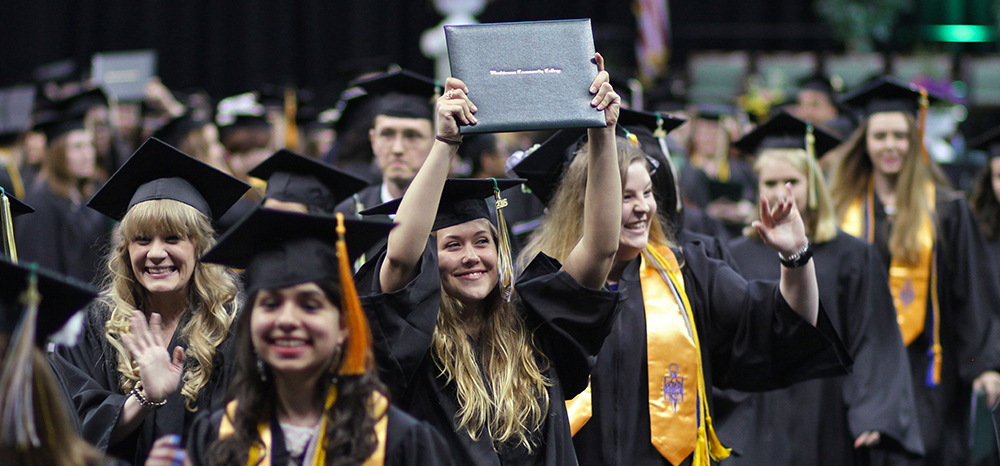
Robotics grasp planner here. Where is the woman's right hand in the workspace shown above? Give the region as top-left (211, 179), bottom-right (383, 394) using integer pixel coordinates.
top-left (435, 77), bottom-right (477, 141)
top-left (122, 311), bottom-right (185, 403)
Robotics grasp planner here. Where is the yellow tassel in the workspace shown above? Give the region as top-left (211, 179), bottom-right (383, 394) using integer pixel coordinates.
top-left (706, 414), bottom-right (731, 460)
top-left (491, 179), bottom-right (515, 302)
top-left (917, 87), bottom-right (930, 166)
top-left (335, 213), bottom-right (373, 375)
top-left (1, 187), bottom-right (17, 262)
top-left (693, 426), bottom-right (710, 466)
top-left (805, 125), bottom-right (818, 210)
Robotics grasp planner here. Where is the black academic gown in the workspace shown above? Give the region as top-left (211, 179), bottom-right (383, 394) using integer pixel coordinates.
top-left (572, 237), bottom-right (851, 466)
top-left (860, 190), bottom-right (1000, 466)
top-left (681, 207), bottom-right (730, 242)
top-left (14, 182), bottom-right (111, 285)
top-left (55, 302), bottom-right (237, 465)
top-left (355, 243), bottom-right (620, 466)
top-left (185, 402), bottom-right (455, 466)
top-left (714, 231), bottom-right (924, 466)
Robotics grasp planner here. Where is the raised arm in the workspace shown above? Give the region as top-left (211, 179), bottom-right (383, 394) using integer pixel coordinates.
top-left (753, 183), bottom-right (819, 325)
top-left (559, 53), bottom-right (622, 289)
top-left (379, 78), bottom-right (477, 293)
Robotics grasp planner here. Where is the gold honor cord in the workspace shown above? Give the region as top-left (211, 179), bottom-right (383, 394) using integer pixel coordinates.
top-left (805, 124), bottom-right (818, 210)
top-left (0, 265), bottom-right (41, 447)
top-left (1, 187), bottom-right (17, 262)
top-left (492, 178), bottom-right (515, 302)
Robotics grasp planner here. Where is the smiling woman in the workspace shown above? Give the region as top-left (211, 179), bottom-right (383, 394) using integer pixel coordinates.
top-left (51, 138), bottom-right (250, 465)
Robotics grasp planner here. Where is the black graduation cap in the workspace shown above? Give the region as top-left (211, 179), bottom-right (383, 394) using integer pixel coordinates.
top-left (32, 107), bottom-right (87, 141)
top-left (200, 207), bottom-right (394, 294)
top-left (350, 69), bottom-right (439, 123)
top-left (360, 178), bottom-right (524, 231)
top-left (65, 88), bottom-right (109, 115)
top-left (0, 258), bottom-right (97, 347)
top-left (87, 138), bottom-right (250, 222)
top-left (0, 85), bottom-right (36, 138)
top-left (797, 74), bottom-right (837, 97)
top-left (1, 191), bottom-right (34, 217)
top-left (733, 111), bottom-right (841, 156)
top-left (32, 59), bottom-right (78, 84)
top-left (248, 149), bottom-right (369, 214)
top-left (150, 112), bottom-right (210, 148)
top-left (839, 76), bottom-right (947, 117)
top-left (694, 103), bottom-right (735, 121)
top-left (510, 129), bottom-right (587, 206)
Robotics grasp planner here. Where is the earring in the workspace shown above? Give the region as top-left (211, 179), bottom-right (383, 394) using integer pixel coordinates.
top-left (256, 355), bottom-right (267, 382)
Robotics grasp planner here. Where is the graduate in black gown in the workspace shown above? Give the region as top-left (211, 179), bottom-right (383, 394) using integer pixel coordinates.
top-left (53, 138), bottom-right (250, 465)
top-left (354, 61), bottom-right (624, 465)
top-left (155, 208), bottom-right (454, 466)
top-left (521, 109), bottom-right (852, 466)
top-left (829, 77), bottom-right (1000, 466)
top-left (968, 127), bottom-right (1000, 273)
top-left (715, 111), bottom-right (923, 465)
top-left (15, 93), bottom-right (113, 285)
top-left (0, 258), bottom-right (131, 466)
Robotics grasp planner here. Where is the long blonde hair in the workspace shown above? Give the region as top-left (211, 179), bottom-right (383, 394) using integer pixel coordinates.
top-left (520, 136), bottom-right (671, 270)
top-left (432, 223), bottom-right (550, 452)
top-left (828, 113), bottom-right (950, 262)
top-left (101, 199), bottom-right (239, 410)
top-left (752, 149), bottom-right (838, 243)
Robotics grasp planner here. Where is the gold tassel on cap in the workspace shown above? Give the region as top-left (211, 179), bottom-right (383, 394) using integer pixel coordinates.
top-left (491, 178), bottom-right (515, 302)
top-left (0, 264), bottom-right (41, 447)
top-left (918, 87), bottom-right (930, 166)
top-left (335, 213), bottom-right (373, 375)
top-left (805, 124), bottom-right (818, 210)
top-left (1, 187), bottom-right (17, 262)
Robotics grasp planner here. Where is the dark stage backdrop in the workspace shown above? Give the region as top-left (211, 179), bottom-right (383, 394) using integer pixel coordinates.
top-left (0, 0), bottom-right (831, 98)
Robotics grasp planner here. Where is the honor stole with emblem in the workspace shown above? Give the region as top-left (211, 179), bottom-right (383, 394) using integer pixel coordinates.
top-left (841, 180), bottom-right (942, 385)
top-left (218, 387), bottom-right (389, 466)
top-left (564, 244), bottom-right (730, 465)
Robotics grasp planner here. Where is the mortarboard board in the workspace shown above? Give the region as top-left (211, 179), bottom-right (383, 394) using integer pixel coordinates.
top-left (32, 59), bottom-right (79, 84)
top-left (694, 103), bottom-right (735, 121)
top-left (248, 149), bottom-right (369, 214)
top-left (1, 190), bottom-right (34, 218)
top-left (360, 178), bottom-right (524, 231)
top-left (150, 112), bottom-right (210, 148)
top-left (0, 258), bottom-right (97, 347)
top-left (87, 138), bottom-right (250, 222)
top-left (839, 76), bottom-right (947, 117)
top-left (797, 74), bottom-right (837, 97)
top-left (65, 88), bottom-right (110, 115)
top-left (510, 128), bottom-right (588, 206)
top-left (968, 126), bottom-right (1000, 160)
top-left (351, 69), bottom-right (439, 123)
top-left (201, 208), bottom-right (394, 375)
top-left (0, 86), bottom-right (36, 138)
top-left (733, 111), bottom-right (841, 156)
top-left (32, 108), bottom-right (87, 142)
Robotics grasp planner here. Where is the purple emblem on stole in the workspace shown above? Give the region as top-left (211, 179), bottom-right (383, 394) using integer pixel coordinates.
top-left (663, 363), bottom-right (685, 412)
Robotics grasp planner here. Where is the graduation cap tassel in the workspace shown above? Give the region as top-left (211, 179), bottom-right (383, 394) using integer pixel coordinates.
top-left (805, 125), bottom-right (818, 210)
top-left (918, 87), bottom-right (930, 166)
top-left (335, 213), bottom-right (373, 376)
top-left (284, 87), bottom-right (299, 151)
top-left (0, 265), bottom-right (41, 447)
top-left (491, 179), bottom-right (515, 302)
top-left (654, 113), bottom-right (684, 214)
top-left (1, 187), bottom-right (17, 263)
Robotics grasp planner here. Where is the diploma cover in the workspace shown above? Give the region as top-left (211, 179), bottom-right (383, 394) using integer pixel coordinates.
top-left (445, 19), bottom-right (606, 134)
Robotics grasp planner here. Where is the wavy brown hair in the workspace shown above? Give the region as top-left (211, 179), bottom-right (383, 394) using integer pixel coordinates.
top-left (520, 136), bottom-right (670, 270)
top-left (208, 280), bottom-right (385, 466)
top-left (970, 162), bottom-right (1000, 241)
top-left (100, 199), bottom-right (239, 410)
top-left (828, 113), bottom-right (950, 263)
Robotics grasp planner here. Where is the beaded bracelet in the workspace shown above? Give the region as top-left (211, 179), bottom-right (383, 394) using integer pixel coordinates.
top-left (132, 381), bottom-right (167, 410)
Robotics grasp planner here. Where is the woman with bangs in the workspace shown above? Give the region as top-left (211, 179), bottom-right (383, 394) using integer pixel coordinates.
top-left (829, 77), bottom-right (1000, 465)
top-left (354, 55), bottom-right (622, 465)
top-left (713, 112), bottom-right (923, 466)
top-left (522, 112), bottom-right (851, 464)
top-left (53, 138), bottom-right (250, 464)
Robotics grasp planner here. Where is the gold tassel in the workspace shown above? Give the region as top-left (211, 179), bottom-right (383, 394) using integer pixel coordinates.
top-left (284, 87), bottom-right (299, 150)
top-left (335, 213), bottom-right (373, 375)
top-left (0, 264), bottom-right (41, 447)
top-left (492, 179), bottom-right (515, 302)
top-left (918, 87), bottom-right (930, 166)
top-left (805, 124), bottom-right (818, 210)
top-left (1, 187), bottom-right (17, 262)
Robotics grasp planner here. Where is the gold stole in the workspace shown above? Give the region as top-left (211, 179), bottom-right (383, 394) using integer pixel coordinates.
top-left (841, 180), bottom-right (943, 385)
top-left (219, 388), bottom-right (389, 466)
top-left (564, 244), bottom-right (729, 465)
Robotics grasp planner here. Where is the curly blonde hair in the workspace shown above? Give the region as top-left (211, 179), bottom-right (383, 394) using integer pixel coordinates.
top-left (100, 199), bottom-right (239, 410)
